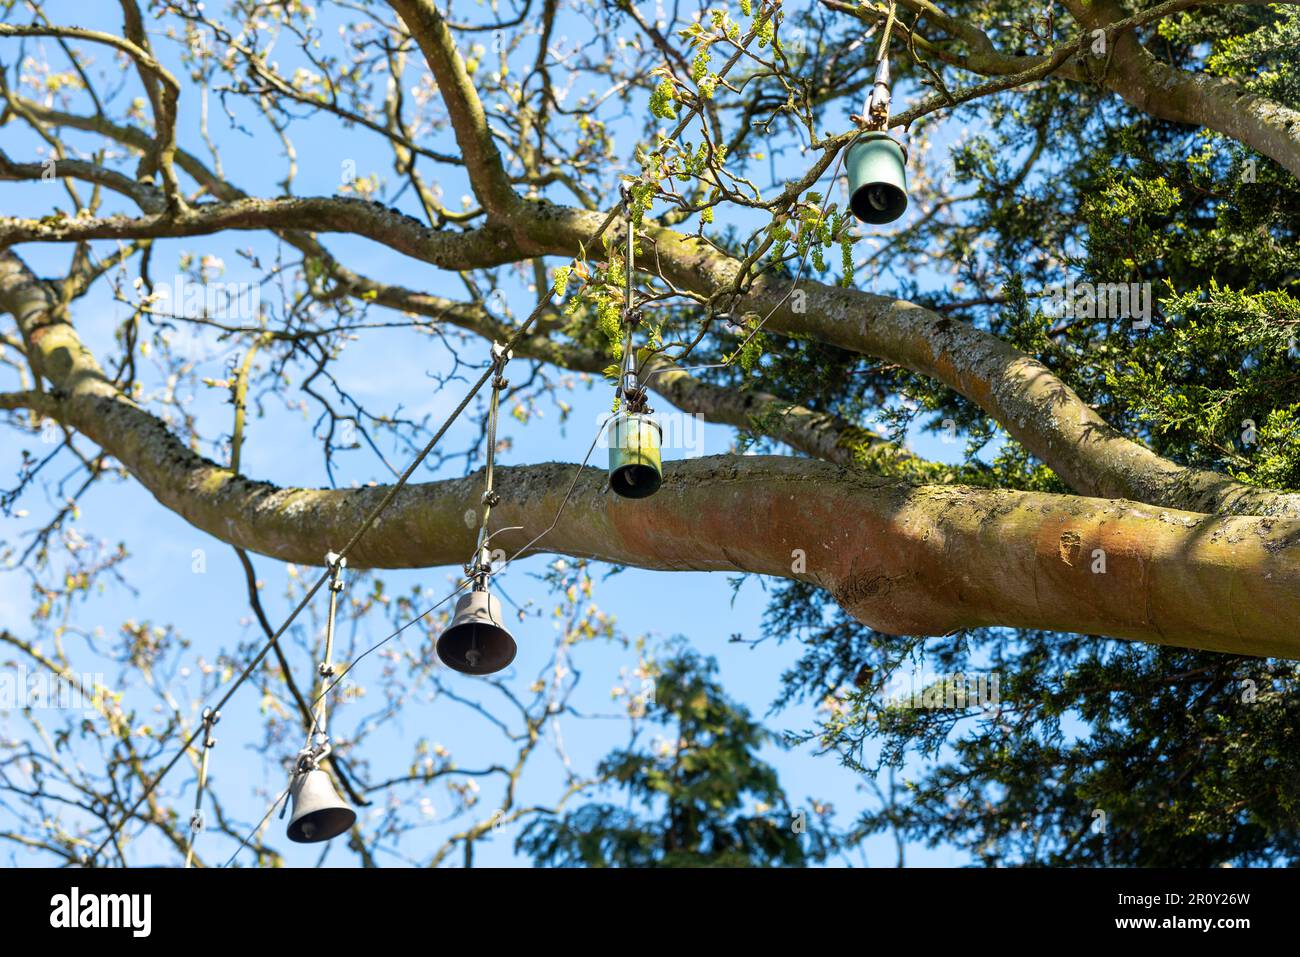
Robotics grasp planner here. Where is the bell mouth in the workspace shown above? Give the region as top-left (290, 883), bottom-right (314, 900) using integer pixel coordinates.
top-left (288, 805), bottom-right (357, 844)
top-left (850, 182), bottom-right (907, 224)
top-left (436, 622), bottom-right (517, 675)
top-left (610, 463), bottom-right (662, 499)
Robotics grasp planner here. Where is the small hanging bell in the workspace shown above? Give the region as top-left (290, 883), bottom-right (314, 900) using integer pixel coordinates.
top-left (846, 131), bottom-right (909, 225)
top-left (286, 768), bottom-right (356, 843)
top-left (608, 412), bottom-right (662, 499)
top-left (436, 589), bottom-right (517, 675)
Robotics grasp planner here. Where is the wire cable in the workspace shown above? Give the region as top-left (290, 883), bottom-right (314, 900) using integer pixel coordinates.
top-left (91, 293), bottom-right (556, 863)
top-left (223, 579), bottom-right (472, 866)
top-left (182, 707), bottom-right (219, 868)
top-left (221, 780), bottom-right (293, 868)
top-left (223, 335), bottom-right (637, 866)
top-left (304, 408), bottom-right (614, 726)
top-left (656, 1), bottom-right (897, 381)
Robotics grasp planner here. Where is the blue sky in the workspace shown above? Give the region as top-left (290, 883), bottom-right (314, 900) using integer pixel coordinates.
top-left (0, 0), bottom-right (998, 867)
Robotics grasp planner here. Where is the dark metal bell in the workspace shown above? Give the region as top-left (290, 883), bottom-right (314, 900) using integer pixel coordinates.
top-left (845, 132), bottom-right (909, 225)
top-left (286, 768), bottom-right (356, 843)
top-left (608, 412), bottom-right (663, 499)
top-left (436, 589), bottom-right (517, 675)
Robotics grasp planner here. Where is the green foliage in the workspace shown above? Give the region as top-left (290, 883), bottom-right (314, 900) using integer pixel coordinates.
top-left (560, 255), bottom-right (630, 359)
top-left (757, 1), bottom-right (1300, 866)
top-left (551, 264), bottom-right (572, 298)
top-left (516, 649), bottom-right (835, 867)
top-left (649, 78), bottom-right (678, 120)
top-left (1203, 3), bottom-right (1300, 103)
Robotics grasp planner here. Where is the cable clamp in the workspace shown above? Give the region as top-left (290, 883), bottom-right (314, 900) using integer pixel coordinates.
top-left (866, 58), bottom-right (892, 129)
top-left (325, 551), bottom-right (346, 590)
top-left (201, 708), bottom-right (220, 747)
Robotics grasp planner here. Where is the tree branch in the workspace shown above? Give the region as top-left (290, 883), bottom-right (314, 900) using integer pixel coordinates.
top-left (2, 250), bottom-right (1299, 657)
top-left (387, 0), bottom-right (521, 218)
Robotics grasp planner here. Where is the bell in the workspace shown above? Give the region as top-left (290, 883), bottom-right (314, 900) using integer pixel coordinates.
top-left (286, 768), bottom-right (356, 843)
top-left (608, 412), bottom-right (663, 499)
top-left (436, 589), bottom-right (517, 675)
top-left (845, 132), bottom-right (908, 225)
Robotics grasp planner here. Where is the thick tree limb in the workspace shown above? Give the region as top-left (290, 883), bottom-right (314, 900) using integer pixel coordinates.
top-left (3, 250), bottom-right (1299, 658)
top-left (0, 145), bottom-right (905, 471)
top-left (0, 195), bottom-right (517, 271)
top-left (1084, 0), bottom-right (1300, 180)
top-left (514, 201), bottom-right (1300, 518)
top-left (327, 269), bottom-right (910, 468)
top-left (5, 183), bottom-right (1299, 519)
top-left (7, 87), bottom-right (1296, 517)
top-left (5, 4), bottom-right (1300, 579)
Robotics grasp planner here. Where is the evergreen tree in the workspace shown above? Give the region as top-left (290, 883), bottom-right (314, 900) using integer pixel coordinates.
top-left (518, 650), bottom-right (834, 867)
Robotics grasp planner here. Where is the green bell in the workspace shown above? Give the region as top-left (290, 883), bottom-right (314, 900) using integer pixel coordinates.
top-left (608, 412), bottom-right (662, 499)
top-left (845, 132), bottom-right (908, 225)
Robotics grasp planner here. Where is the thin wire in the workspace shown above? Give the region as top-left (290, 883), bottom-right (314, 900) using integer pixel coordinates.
top-left (499, 413), bottom-right (613, 567)
top-left (296, 559), bottom-right (345, 754)
top-left (651, 2), bottom-right (896, 383)
top-left (221, 781), bottom-right (293, 868)
top-left (222, 401), bottom-right (619, 865)
top-left (224, 580), bottom-right (473, 866)
top-left (301, 409), bottom-right (615, 742)
top-left (618, 189), bottom-right (638, 401)
top-left (89, 571), bottom-right (331, 863)
top-left (310, 408), bottom-right (614, 720)
top-left (91, 294), bottom-right (555, 863)
top-left (304, 578), bottom-right (472, 731)
top-left (472, 351), bottom-right (508, 570)
top-left (182, 708), bottom-right (218, 868)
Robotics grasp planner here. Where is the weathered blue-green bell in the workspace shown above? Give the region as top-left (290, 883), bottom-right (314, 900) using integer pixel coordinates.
top-left (608, 412), bottom-right (662, 499)
top-left (845, 132), bottom-right (908, 225)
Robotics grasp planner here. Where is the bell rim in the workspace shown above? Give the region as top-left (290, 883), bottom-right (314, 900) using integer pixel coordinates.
top-left (435, 621), bottom-right (518, 675)
top-left (849, 181), bottom-right (908, 224)
top-left (287, 804), bottom-right (358, 844)
top-left (609, 462), bottom-right (663, 499)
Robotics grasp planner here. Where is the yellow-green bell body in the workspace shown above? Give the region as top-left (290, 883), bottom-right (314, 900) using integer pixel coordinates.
top-left (608, 413), bottom-right (663, 499)
top-left (845, 132), bottom-right (908, 225)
